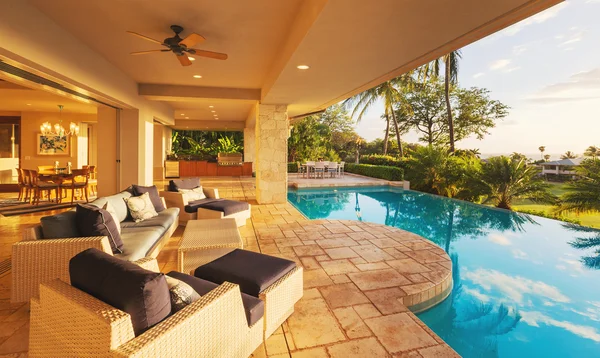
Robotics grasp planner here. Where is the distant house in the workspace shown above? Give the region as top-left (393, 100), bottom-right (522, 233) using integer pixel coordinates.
top-left (539, 158), bottom-right (583, 177)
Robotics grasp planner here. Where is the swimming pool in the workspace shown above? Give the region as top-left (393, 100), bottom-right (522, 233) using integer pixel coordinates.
top-left (288, 186), bottom-right (600, 358)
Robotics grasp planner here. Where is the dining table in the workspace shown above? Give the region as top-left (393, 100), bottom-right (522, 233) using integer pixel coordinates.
top-left (300, 162), bottom-right (339, 179)
top-left (37, 169), bottom-right (79, 202)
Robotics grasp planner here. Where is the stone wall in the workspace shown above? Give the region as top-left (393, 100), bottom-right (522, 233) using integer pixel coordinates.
top-left (255, 104), bottom-right (288, 204)
top-left (243, 127), bottom-right (255, 171)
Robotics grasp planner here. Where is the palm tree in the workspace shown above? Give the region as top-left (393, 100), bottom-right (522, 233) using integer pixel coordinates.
top-left (538, 146), bottom-right (546, 161)
top-left (561, 151), bottom-right (577, 159)
top-left (474, 156), bottom-right (556, 210)
top-left (380, 113), bottom-right (390, 155)
top-left (420, 50), bottom-right (462, 152)
top-left (544, 154), bottom-right (551, 162)
top-left (584, 145), bottom-right (599, 160)
top-left (344, 76), bottom-right (412, 157)
top-left (564, 223), bottom-right (600, 269)
top-left (557, 159), bottom-right (600, 214)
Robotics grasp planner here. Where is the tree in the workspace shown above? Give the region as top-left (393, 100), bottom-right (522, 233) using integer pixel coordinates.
top-left (544, 154), bottom-right (551, 162)
top-left (563, 224), bottom-right (600, 269)
top-left (473, 156), bottom-right (556, 210)
top-left (344, 75), bottom-right (413, 157)
top-left (584, 145), bottom-right (599, 159)
top-left (397, 81), bottom-right (507, 147)
top-left (420, 51), bottom-right (462, 152)
top-left (557, 159), bottom-right (600, 214)
top-left (538, 146), bottom-right (546, 161)
top-left (561, 151), bottom-right (577, 159)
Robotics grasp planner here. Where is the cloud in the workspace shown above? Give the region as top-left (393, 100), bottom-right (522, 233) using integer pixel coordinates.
top-left (504, 66), bottom-right (522, 73)
top-left (489, 233), bottom-right (511, 246)
top-left (473, 72), bottom-right (485, 79)
top-left (526, 67), bottom-right (600, 104)
top-left (513, 45), bottom-right (528, 55)
top-left (521, 311), bottom-right (600, 342)
top-left (464, 269), bottom-right (570, 305)
top-left (490, 59), bottom-right (511, 70)
top-left (558, 257), bottom-right (585, 274)
top-left (495, 3), bottom-right (569, 37)
top-left (512, 249), bottom-right (528, 259)
top-left (558, 30), bottom-right (585, 47)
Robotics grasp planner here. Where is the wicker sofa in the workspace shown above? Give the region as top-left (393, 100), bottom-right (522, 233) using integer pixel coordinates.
top-left (11, 189), bottom-right (179, 303)
top-left (29, 258), bottom-right (263, 358)
top-left (160, 178), bottom-right (251, 227)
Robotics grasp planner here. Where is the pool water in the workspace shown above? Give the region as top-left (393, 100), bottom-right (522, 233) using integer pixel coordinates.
top-left (288, 186), bottom-right (600, 358)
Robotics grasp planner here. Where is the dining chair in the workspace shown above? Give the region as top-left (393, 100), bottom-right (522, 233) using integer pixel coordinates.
top-left (296, 161), bottom-right (306, 179)
top-left (339, 161), bottom-right (345, 177)
top-left (16, 168), bottom-right (26, 202)
top-left (313, 162), bottom-right (326, 179)
top-left (306, 161), bottom-right (315, 178)
top-left (322, 161), bottom-right (330, 166)
top-left (327, 162), bottom-right (339, 178)
top-left (29, 170), bottom-right (59, 205)
top-left (61, 168), bottom-right (90, 204)
top-left (88, 165), bottom-right (98, 196)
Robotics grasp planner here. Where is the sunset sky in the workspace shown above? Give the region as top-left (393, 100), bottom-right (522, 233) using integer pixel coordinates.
top-left (354, 0), bottom-right (600, 159)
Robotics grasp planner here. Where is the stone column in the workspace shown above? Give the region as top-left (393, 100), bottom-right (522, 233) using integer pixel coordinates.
top-left (243, 127), bottom-right (256, 171)
top-left (255, 104), bottom-right (288, 204)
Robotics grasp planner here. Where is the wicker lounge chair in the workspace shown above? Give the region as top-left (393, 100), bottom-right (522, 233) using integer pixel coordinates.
top-left (29, 257), bottom-right (263, 358)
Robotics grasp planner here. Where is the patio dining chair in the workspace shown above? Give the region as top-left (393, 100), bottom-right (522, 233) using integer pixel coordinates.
top-left (327, 162), bottom-right (339, 178)
top-left (297, 161), bottom-right (306, 178)
top-left (306, 161), bottom-right (315, 178)
top-left (313, 162), bottom-right (326, 179)
top-left (339, 161), bottom-right (345, 177)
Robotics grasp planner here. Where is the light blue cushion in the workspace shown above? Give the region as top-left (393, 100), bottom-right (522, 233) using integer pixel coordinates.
top-left (90, 191), bottom-right (132, 222)
top-left (115, 226), bottom-right (164, 261)
top-left (120, 208), bottom-right (179, 230)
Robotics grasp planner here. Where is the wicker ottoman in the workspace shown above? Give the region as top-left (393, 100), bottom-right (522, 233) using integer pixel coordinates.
top-left (194, 249), bottom-right (303, 339)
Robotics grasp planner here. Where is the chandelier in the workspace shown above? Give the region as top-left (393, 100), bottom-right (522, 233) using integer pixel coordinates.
top-left (40, 105), bottom-right (80, 136)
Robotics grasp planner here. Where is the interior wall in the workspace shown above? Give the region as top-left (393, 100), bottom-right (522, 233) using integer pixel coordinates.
top-left (153, 123), bottom-right (164, 180)
top-left (88, 123), bottom-right (98, 166)
top-left (97, 106), bottom-right (117, 196)
top-left (20, 111), bottom-right (95, 171)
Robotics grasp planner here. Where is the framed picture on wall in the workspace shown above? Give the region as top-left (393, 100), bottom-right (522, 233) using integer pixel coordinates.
top-left (37, 134), bottom-right (70, 155)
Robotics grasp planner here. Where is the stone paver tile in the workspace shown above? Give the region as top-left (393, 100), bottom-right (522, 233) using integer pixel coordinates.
top-left (353, 303), bottom-right (382, 319)
top-left (325, 247), bottom-right (359, 259)
top-left (351, 245), bottom-right (394, 263)
top-left (355, 262), bottom-right (389, 271)
top-left (347, 232), bottom-right (377, 240)
top-left (287, 298), bottom-right (346, 349)
top-left (350, 257), bottom-right (367, 265)
top-left (315, 255), bottom-right (330, 262)
top-left (406, 273), bottom-right (429, 284)
top-left (265, 333), bottom-right (289, 356)
top-left (304, 269), bottom-right (334, 288)
top-left (418, 345), bottom-right (460, 358)
top-left (300, 257), bottom-right (321, 270)
top-left (365, 313), bottom-right (437, 354)
top-left (319, 283), bottom-right (370, 309)
top-left (330, 274), bottom-right (351, 284)
top-left (404, 250), bottom-right (446, 264)
top-left (0, 320), bottom-right (27, 338)
top-left (317, 237), bottom-right (357, 249)
top-left (401, 241), bottom-right (435, 251)
top-left (332, 307), bottom-right (372, 338)
top-left (326, 337), bottom-right (388, 358)
top-left (383, 248), bottom-right (409, 259)
top-left (364, 288), bottom-right (408, 315)
top-left (387, 258), bottom-right (431, 274)
top-left (348, 269), bottom-right (411, 291)
top-left (369, 238), bottom-right (402, 248)
top-left (421, 271), bottom-right (449, 285)
top-left (392, 351), bottom-right (423, 358)
top-left (320, 259), bottom-right (359, 275)
top-left (275, 237), bottom-right (304, 247)
top-left (291, 347), bottom-right (329, 358)
top-left (293, 244), bottom-right (325, 257)
top-left (0, 322), bottom-right (28, 354)
top-left (303, 288), bottom-right (322, 300)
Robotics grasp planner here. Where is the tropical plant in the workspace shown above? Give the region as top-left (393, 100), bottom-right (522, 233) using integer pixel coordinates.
top-left (584, 145), bottom-right (599, 159)
top-left (419, 51), bottom-right (462, 152)
top-left (215, 136), bottom-right (242, 154)
top-left (539, 146), bottom-right (546, 161)
top-left (561, 151), bottom-right (577, 159)
top-left (544, 154), bottom-right (551, 162)
top-left (344, 75), bottom-right (413, 157)
top-left (563, 223), bottom-right (600, 269)
top-left (473, 156), bottom-right (556, 210)
top-left (557, 159), bottom-right (600, 214)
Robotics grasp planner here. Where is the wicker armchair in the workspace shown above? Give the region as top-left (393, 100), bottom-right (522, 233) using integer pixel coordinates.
top-left (29, 258), bottom-right (264, 358)
top-left (161, 187), bottom-right (221, 225)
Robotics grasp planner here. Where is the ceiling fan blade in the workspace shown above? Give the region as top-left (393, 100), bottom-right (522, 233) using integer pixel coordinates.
top-left (189, 49), bottom-right (228, 60)
top-left (130, 50), bottom-right (170, 55)
top-left (179, 33), bottom-right (205, 48)
top-left (177, 54), bottom-right (193, 66)
top-left (126, 31), bottom-right (163, 45)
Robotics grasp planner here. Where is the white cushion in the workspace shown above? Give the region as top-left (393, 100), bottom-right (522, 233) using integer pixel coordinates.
top-left (178, 186), bottom-right (206, 202)
top-left (123, 192), bottom-right (158, 223)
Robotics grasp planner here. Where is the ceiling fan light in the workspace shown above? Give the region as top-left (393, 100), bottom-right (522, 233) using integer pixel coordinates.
top-left (193, 75), bottom-right (202, 78)
top-left (188, 56), bottom-right (195, 61)
top-left (297, 65), bottom-right (310, 70)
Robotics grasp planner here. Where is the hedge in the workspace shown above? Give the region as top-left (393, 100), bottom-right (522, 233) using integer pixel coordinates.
top-left (345, 163), bottom-right (404, 181)
top-left (288, 162), bottom-right (299, 173)
top-left (359, 154), bottom-right (405, 167)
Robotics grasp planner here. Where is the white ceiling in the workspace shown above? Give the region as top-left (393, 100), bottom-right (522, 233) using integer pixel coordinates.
top-left (0, 80), bottom-right (98, 114)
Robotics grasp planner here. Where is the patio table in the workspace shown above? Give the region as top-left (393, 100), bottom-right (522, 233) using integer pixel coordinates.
top-left (302, 163), bottom-right (338, 179)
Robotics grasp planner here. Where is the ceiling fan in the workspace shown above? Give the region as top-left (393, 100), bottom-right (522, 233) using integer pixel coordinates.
top-left (126, 25), bottom-right (228, 66)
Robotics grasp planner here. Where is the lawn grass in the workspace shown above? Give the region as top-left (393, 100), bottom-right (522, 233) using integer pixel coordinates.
top-left (511, 182), bottom-right (600, 229)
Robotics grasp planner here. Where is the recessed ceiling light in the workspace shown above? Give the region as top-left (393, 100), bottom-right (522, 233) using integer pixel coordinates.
top-left (209, 105), bottom-right (214, 108)
top-left (180, 113), bottom-right (185, 116)
top-left (26, 103), bottom-right (31, 106)
top-left (211, 110), bottom-right (216, 113)
top-left (297, 65), bottom-right (310, 70)
top-left (188, 57), bottom-right (195, 61)
top-left (193, 75), bottom-right (202, 78)
top-left (185, 117), bottom-right (189, 119)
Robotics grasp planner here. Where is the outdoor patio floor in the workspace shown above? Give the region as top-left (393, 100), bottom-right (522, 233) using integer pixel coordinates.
top-left (0, 177), bottom-right (458, 357)
top-left (288, 172), bottom-right (400, 189)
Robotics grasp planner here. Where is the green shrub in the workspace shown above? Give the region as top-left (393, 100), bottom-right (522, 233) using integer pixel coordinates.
top-left (287, 162), bottom-right (299, 173)
top-left (345, 164), bottom-right (404, 181)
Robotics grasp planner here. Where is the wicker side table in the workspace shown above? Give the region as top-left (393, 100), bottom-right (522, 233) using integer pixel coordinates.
top-left (177, 218), bottom-right (243, 274)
